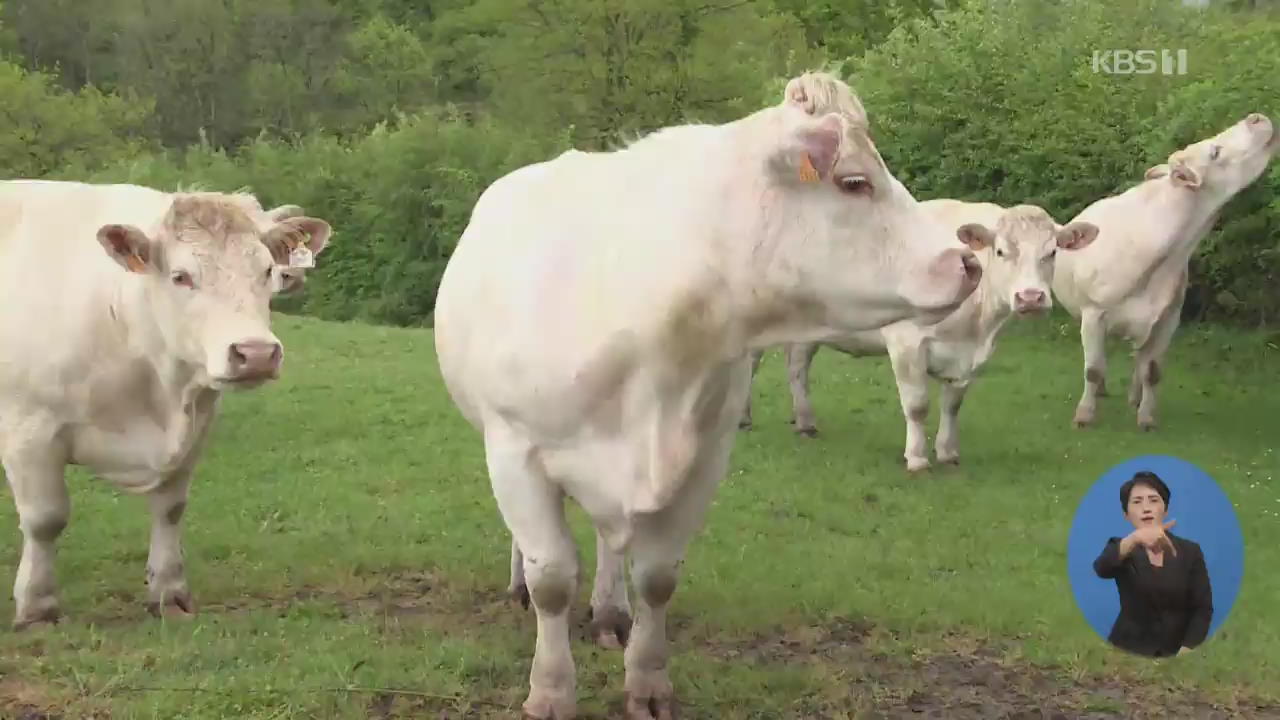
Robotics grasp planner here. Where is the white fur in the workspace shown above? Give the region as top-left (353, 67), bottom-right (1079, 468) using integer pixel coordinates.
top-left (740, 201), bottom-right (1098, 471)
top-left (434, 72), bottom-right (981, 718)
top-left (0, 179), bottom-right (331, 627)
top-left (1052, 112), bottom-right (1279, 430)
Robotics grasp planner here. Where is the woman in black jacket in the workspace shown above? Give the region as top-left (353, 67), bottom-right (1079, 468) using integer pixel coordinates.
top-left (1093, 471), bottom-right (1214, 658)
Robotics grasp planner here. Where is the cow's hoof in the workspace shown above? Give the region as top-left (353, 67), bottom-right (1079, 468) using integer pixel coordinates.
top-left (522, 688), bottom-right (576, 720)
top-left (509, 583), bottom-right (531, 612)
top-left (937, 454), bottom-right (960, 466)
top-left (795, 426), bottom-right (819, 438)
top-left (905, 457), bottom-right (930, 473)
top-left (1072, 409), bottom-right (1095, 428)
top-left (1138, 418), bottom-right (1157, 432)
top-left (588, 605), bottom-right (632, 650)
top-left (12, 602), bottom-right (61, 631)
top-left (147, 591), bottom-right (196, 619)
top-left (625, 692), bottom-right (677, 720)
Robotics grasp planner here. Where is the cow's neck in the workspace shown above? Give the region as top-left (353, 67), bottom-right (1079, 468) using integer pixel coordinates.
top-left (83, 275), bottom-right (223, 488)
top-left (1144, 182), bottom-right (1222, 266)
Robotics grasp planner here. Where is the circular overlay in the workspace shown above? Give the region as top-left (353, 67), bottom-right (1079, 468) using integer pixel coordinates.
top-left (1066, 454), bottom-right (1244, 652)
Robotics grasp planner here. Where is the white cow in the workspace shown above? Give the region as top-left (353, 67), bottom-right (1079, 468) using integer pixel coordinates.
top-left (739, 202), bottom-right (1099, 471)
top-left (1053, 112), bottom-right (1279, 430)
top-left (0, 180), bottom-right (331, 628)
top-left (434, 72), bottom-right (982, 719)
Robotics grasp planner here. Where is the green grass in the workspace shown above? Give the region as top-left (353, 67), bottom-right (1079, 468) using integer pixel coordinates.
top-left (0, 311), bottom-right (1277, 718)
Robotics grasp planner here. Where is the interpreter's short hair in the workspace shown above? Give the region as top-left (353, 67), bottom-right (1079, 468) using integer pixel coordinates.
top-left (1120, 471), bottom-right (1172, 511)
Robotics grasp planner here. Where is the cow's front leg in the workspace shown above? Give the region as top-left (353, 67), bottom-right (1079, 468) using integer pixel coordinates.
top-left (145, 470), bottom-right (195, 618)
top-left (786, 342), bottom-right (821, 436)
top-left (1073, 308), bottom-right (1107, 427)
top-left (509, 538), bottom-right (530, 610)
top-left (935, 379), bottom-right (970, 465)
top-left (3, 438), bottom-right (70, 630)
top-left (888, 345), bottom-right (931, 472)
top-left (738, 349), bottom-right (765, 430)
top-left (588, 530), bottom-right (632, 650)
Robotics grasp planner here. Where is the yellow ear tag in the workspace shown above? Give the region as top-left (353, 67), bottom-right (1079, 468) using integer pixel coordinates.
top-left (798, 152), bottom-right (821, 183)
top-left (125, 254), bottom-right (147, 272)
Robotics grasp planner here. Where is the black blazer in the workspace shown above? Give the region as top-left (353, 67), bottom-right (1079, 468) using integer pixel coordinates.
top-left (1093, 531), bottom-right (1213, 657)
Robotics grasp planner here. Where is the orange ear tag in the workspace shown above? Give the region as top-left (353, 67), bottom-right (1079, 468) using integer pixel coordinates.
top-left (125, 254), bottom-right (147, 272)
top-left (798, 152), bottom-right (821, 183)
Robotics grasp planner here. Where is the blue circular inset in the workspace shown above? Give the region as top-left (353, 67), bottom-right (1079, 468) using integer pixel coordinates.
top-left (1066, 454), bottom-right (1244, 653)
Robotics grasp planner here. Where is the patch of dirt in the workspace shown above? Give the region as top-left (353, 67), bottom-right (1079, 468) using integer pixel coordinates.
top-left (694, 619), bottom-right (1279, 720)
top-left (0, 675), bottom-right (91, 720)
top-left (8, 572), bottom-right (1280, 720)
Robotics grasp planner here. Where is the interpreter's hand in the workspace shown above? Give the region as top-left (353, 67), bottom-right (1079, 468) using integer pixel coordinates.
top-left (1129, 519), bottom-right (1177, 556)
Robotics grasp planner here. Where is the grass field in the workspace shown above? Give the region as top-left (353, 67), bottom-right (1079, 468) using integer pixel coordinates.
top-left (0, 311), bottom-right (1277, 719)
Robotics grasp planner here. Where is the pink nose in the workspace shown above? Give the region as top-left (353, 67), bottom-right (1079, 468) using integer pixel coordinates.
top-left (228, 340), bottom-right (282, 379)
top-left (1015, 289), bottom-right (1047, 308)
top-left (933, 247), bottom-right (982, 289)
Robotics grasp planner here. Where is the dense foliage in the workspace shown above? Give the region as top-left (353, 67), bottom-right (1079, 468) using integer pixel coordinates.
top-left (1, 0), bottom-right (1277, 327)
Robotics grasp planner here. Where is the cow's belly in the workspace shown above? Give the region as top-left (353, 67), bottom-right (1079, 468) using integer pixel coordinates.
top-left (824, 330), bottom-right (888, 357)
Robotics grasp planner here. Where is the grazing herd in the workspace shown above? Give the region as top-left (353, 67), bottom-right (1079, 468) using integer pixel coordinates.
top-left (0, 70), bottom-right (1275, 719)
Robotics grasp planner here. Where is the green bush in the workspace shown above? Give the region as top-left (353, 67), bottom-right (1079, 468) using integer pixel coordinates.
top-left (85, 110), bottom-right (565, 326)
top-left (845, 0), bottom-right (1280, 326)
top-left (0, 60), bottom-right (153, 178)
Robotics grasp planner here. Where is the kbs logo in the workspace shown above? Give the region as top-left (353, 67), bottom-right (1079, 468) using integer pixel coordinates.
top-left (1091, 49), bottom-right (1188, 75)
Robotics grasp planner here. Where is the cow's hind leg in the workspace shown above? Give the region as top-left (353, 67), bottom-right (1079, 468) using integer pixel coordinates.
top-left (588, 530), bottom-right (632, 650)
top-left (144, 471), bottom-right (195, 618)
top-left (486, 426), bottom-right (579, 720)
top-left (2, 430), bottom-right (69, 630)
top-left (621, 438), bottom-right (726, 719)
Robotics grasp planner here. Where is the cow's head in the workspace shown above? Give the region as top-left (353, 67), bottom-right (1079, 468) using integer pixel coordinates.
top-left (953, 206), bottom-right (1098, 316)
top-left (1145, 112), bottom-right (1278, 200)
top-left (95, 192), bottom-right (331, 390)
top-left (751, 73), bottom-right (982, 336)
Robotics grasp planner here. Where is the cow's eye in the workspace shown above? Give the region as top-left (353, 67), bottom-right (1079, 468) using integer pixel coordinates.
top-left (172, 271), bottom-right (194, 288)
top-left (836, 174), bottom-right (873, 195)
top-left (264, 266), bottom-right (274, 283)
top-left (1209, 144), bottom-right (1221, 160)
top-left (996, 249), bottom-right (1005, 258)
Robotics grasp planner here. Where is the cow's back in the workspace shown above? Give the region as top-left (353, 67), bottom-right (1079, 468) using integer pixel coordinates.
top-left (434, 140), bottom-right (727, 435)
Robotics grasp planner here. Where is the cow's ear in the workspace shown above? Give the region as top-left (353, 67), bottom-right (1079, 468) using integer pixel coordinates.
top-left (1170, 163), bottom-right (1202, 190)
top-left (97, 224), bottom-right (157, 274)
top-left (956, 223), bottom-right (994, 251)
top-left (263, 216), bottom-right (332, 268)
top-left (1144, 163), bottom-right (1171, 181)
top-left (772, 111), bottom-right (843, 185)
top-left (265, 204), bottom-right (305, 222)
top-left (1055, 221), bottom-right (1099, 251)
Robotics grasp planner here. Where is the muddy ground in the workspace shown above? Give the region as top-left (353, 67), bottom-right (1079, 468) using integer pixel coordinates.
top-left (2, 571), bottom-right (1277, 720)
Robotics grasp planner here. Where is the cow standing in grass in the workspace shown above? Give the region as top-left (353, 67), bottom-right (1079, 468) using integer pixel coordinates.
top-left (433, 72), bottom-right (982, 720)
top-left (1053, 112), bottom-right (1279, 430)
top-left (0, 180), bottom-right (331, 628)
top-left (740, 202), bottom-right (1099, 471)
